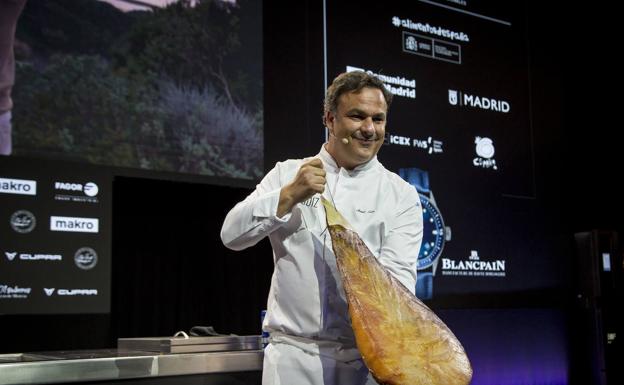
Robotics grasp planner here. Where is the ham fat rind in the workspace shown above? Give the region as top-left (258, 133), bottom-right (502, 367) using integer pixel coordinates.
top-left (322, 197), bottom-right (472, 385)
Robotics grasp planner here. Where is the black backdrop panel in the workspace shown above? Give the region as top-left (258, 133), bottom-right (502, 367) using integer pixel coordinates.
top-left (323, 0), bottom-right (563, 301)
top-left (110, 177), bottom-right (274, 339)
top-left (1, 156), bottom-right (112, 314)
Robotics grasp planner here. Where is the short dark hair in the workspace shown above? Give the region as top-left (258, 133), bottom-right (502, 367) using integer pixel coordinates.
top-left (323, 71), bottom-right (393, 125)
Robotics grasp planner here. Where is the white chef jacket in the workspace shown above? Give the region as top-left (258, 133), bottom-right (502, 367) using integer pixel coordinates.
top-left (221, 145), bottom-right (423, 385)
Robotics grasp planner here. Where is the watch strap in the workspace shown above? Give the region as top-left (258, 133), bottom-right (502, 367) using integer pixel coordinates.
top-left (399, 168), bottom-right (430, 194)
top-left (416, 272), bottom-right (433, 300)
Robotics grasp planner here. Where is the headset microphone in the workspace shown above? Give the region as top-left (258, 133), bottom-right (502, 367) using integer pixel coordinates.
top-left (342, 137), bottom-right (350, 145)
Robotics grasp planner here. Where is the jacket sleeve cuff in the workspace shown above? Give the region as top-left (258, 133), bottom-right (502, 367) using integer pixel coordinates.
top-left (252, 188), bottom-right (292, 223)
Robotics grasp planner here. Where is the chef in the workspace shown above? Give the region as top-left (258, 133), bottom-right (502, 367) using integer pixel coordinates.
top-left (221, 70), bottom-right (423, 385)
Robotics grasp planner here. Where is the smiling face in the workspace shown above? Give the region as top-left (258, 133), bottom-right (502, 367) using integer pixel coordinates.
top-left (325, 87), bottom-right (388, 170)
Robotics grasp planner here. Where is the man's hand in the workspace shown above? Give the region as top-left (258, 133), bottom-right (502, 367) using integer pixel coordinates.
top-left (277, 158), bottom-right (326, 217)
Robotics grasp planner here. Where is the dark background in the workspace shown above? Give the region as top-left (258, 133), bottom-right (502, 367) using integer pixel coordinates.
top-left (1, 1), bottom-right (622, 383)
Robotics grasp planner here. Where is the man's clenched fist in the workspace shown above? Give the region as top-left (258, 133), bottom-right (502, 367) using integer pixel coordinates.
top-left (277, 158), bottom-right (326, 217)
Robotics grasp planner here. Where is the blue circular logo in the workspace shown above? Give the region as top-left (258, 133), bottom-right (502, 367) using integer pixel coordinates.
top-left (416, 194), bottom-right (446, 270)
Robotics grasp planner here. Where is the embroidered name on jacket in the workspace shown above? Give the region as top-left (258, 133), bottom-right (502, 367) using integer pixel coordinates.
top-left (302, 197), bottom-right (320, 208)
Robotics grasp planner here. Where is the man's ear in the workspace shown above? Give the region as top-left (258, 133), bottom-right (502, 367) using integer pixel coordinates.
top-left (325, 110), bottom-right (335, 131)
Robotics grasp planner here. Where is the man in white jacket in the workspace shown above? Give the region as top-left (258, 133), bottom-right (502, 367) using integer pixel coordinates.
top-left (221, 71), bottom-right (423, 385)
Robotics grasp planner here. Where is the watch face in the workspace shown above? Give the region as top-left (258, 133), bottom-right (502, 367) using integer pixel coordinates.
top-left (417, 193), bottom-right (446, 270)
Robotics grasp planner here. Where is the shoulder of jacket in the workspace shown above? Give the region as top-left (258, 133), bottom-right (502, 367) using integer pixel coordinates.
top-left (377, 167), bottom-right (420, 203)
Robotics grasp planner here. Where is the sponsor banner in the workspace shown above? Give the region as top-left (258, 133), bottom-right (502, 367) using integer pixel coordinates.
top-left (43, 288), bottom-right (98, 296)
top-left (0, 157), bottom-right (111, 314)
top-left (473, 136), bottom-right (499, 170)
top-left (54, 181), bottom-right (99, 203)
top-left (392, 16), bottom-right (469, 42)
top-left (0, 284), bottom-right (32, 299)
top-left (385, 133), bottom-right (444, 155)
top-left (346, 65), bottom-right (416, 99)
top-left (74, 247), bottom-right (98, 270)
top-left (0, 177), bottom-right (37, 196)
top-left (50, 216), bottom-right (99, 233)
top-left (448, 89), bottom-right (510, 113)
top-left (403, 32), bottom-right (461, 64)
top-left (10, 210), bottom-right (36, 233)
top-left (4, 251), bottom-right (62, 261)
top-left (441, 250), bottom-right (507, 278)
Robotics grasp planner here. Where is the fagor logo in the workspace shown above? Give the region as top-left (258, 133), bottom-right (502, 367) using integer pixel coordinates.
top-left (50, 216), bottom-right (99, 233)
top-left (0, 178), bottom-right (37, 196)
top-left (54, 181), bottom-right (99, 197)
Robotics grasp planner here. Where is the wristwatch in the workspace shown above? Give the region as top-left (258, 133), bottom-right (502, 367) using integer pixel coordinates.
top-left (399, 168), bottom-right (451, 300)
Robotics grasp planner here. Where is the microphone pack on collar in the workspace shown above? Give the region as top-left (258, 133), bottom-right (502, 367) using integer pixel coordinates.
top-left (328, 128), bottom-right (351, 145)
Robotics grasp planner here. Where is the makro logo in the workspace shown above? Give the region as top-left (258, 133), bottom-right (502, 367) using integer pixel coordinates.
top-left (54, 181), bottom-right (99, 197)
top-left (448, 89), bottom-right (510, 113)
top-left (0, 178), bottom-right (37, 196)
top-left (50, 216), bottom-right (99, 233)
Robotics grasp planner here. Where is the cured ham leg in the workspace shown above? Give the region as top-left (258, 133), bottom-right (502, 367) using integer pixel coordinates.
top-left (322, 197), bottom-right (472, 385)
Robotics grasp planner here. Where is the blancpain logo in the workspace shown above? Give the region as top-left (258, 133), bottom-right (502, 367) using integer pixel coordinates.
top-left (50, 216), bottom-right (99, 233)
top-left (441, 250), bottom-right (506, 277)
top-left (448, 89), bottom-right (510, 113)
top-left (0, 178), bottom-right (37, 195)
top-left (4, 251), bottom-right (62, 261)
top-left (473, 137), bottom-right (498, 170)
top-left (0, 284), bottom-right (32, 298)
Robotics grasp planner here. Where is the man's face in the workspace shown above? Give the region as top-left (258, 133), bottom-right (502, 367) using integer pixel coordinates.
top-left (325, 87), bottom-right (387, 169)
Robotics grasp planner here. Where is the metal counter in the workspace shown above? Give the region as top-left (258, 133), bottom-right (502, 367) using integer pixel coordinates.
top-left (0, 340), bottom-right (263, 385)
